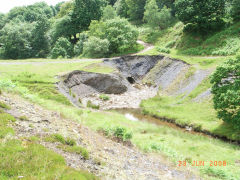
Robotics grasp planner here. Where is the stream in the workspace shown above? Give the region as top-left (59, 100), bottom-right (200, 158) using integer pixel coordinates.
top-left (111, 108), bottom-right (205, 136)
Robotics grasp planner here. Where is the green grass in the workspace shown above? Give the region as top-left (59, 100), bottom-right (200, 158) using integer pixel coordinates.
top-left (109, 43), bottom-right (144, 57)
top-left (58, 145), bottom-right (90, 160)
top-left (139, 21), bottom-right (240, 57)
top-left (0, 58), bottom-right (240, 179)
top-left (87, 100), bottom-right (100, 110)
top-left (99, 94), bottom-right (110, 101)
top-left (44, 134), bottom-right (77, 146)
top-left (0, 111), bottom-right (96, 180)
top-left (0, 101), bottom-right (11, 110)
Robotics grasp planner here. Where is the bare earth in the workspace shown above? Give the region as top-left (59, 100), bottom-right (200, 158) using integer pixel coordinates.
top-left (0, 93), bottom-right (199, 180)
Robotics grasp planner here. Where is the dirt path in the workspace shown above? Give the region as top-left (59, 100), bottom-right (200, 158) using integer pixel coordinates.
top-left (134, 40), bottom-right (155, 55)
top-left (0, 40), bottom-right (154, 65)
top-left (0, 93), bottom-right (199, 180)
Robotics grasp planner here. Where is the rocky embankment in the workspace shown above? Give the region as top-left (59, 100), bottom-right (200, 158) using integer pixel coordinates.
top-left (58, 55), bottom-right (211, 110)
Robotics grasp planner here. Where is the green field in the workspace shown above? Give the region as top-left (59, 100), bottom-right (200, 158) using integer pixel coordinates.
top-left (0, 57), bottom-right (239, 179)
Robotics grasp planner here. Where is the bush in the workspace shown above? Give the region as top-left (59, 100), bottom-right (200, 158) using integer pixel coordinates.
top-left (211, 57), bottom-right (240, 128)
top-left (98, 126), bottom-right (133, 141)
top-left (0, 102), bottom-right (10, 110)
top-left (89, 18), bottom-right (138, 53)
top-left (156, 46), bottom-right (170, 54)
top-left (99, 94), bottom-right (110, 101)
top-left (65, 137), bottom-right (76, 146)
top-left (86, 100), bottom-right (100, 109)
top-left (74, 32), bottom-right (88, 56)
top-left (101, 5), bottom-right (117, 21)
top-left (83, 37), bottom-right (110, 58)
top-left (113, 127), bottom-right (133, 141)
top-left (50, 37), bottom-right (73, 59)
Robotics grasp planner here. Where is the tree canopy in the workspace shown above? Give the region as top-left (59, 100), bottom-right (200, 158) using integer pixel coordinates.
top-left (211, 56), bottom-right (240, 129)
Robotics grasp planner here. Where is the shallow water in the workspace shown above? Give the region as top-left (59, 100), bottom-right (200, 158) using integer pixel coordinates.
top-left (112, 108), bottom-right (208, 137)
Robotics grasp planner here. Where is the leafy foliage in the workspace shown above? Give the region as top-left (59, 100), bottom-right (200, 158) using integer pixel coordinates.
top-left (102, 5), bottom-right (117, 21)
top-left (0, 20), bottom-right (34, 59)
top-left (74, 32), bottom-right (88, 56)
top-left (144, 0), bottom-right (173, 29)
top-left (89, 18), bottom-right (138, 53)
top-left (83, 36), bottom-right (110, 58)
top-left (115, 0), bottom-right (129, 18)
top-left (211, 57), bottom-right (240, 128)
top-left (125, 0), bottom-right (146, 21)
top-left (231, 0), bottom-right (240, 21)
top-left (50, 37), bottom-right (73, 59)
top-left (175, 0), bottom-right (225, 32)
top-left (71, 0), bottom-right (106, 35)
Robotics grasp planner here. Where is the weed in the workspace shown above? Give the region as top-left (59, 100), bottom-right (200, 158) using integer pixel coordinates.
top-left (99, 94), bottom-right (110, 101)
top-left (65, 137), bottom-right (76, 146)
top-left (0, 101), bottom-right (10, 110)
top-left (78, 98), bottom-right (82, 104)
top-left (58, 145), bottom-right (90, 160)
top-left (87, 100), bottom-right (100, 109)
top-left (19, 115), bottom-right (28, 121)
top-left (45, 134), bottom-right (66, 144)
top-left (156, 46), bottom-right (171, 54)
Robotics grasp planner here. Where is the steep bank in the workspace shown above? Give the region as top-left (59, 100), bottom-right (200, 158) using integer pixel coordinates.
top-left (58, 55), bottom-right (210, 110)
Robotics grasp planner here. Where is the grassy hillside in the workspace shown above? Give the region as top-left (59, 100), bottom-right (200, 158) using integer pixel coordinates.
top-left (0, 59), bottom-right (240, 179)
top-left (139, 22), bottom-right (240, 56)
top-left (0, 104), bottom-right (96, 180)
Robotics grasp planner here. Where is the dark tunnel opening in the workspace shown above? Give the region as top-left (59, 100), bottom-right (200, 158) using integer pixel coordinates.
top-left (127, 77), bottom-right (135, 84)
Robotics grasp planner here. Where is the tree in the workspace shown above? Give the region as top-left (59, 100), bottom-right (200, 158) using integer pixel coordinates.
top-left (31, 15), bottom-right (50, 58)
top-left (144, 0), bottom-right (172, 29)
top-left (70, 0), bottom-right (106, 39)
top-left (50, 37), bottom-right (73, 58)
top-left (175, 0), bottom-right (225, 32)
top-left (74, 32), bottom-right (88, 56)
top-left (125, 0), bottom-right (146, 21)
top-left (89, 17), bottom-right (138, 53)
top-left (0, 13), bottom-right (5, 30)
top-left (107, 0), bottom-right (118, 5)
top-left (83, 36), bottom-right (110, 58)
top-left (56, 1), bottom-right (74, 18)
top-left (102, 5), bottom-right (117, 21)
top-left (0, 19), bottom-right (34, 59)
top-left (144, 0), bottom-right (160, 28)
top-left (231, 0), bottom-right (240, 21)
top-left (50, 15), bottom-right (74, 43)
top-left (211, 56), bottom-right (240, 129)
top-left (115, 0), bottom-right (129, 18)
top-left (5, 2), bottom-right (53, 23)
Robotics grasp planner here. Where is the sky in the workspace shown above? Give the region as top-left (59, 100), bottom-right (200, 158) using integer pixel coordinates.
top-left (0, 0), bottom-right (64, 13)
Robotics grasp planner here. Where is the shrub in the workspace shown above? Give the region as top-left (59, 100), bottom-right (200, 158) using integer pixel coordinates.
top-left (89, 18), bottom-right (139, 53)
top-left (211, 57), bottom-right (240, 128)
top-left (59, 145), bottom-right (89, 160)
top-left (19, 116), bottom-right (28, 121)
top-left (50, 37), bottom-right (73, 59)
top-left (101, 5), bottom-right (117, 21)
top-left (0, 102), bottom-right (10, 110)
top-left (156, 46), bottom-right (170, 54)
top-left (87, 100), bottom-right (100, 109)
top-left (113, 127), bottom-right (133, 141)
top-left (83, 37), bottom-right (110, 58)
top-left (99, 94), bottom-right (110, 101)
top-left (74, 32), bottom-right (88, 56)
top-left (65, 137), bottom-right (76, 146)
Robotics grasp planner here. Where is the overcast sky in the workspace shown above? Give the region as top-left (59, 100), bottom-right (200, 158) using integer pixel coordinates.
top-left (0, 0), bottom-right (64, 14)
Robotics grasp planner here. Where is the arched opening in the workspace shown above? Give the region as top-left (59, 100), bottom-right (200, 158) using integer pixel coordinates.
top-left (127, 77), bottom-right (135, 84)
